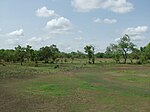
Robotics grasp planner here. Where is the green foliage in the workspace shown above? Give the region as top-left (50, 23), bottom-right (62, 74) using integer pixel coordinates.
top-left (15, 45), bottom-right (26, 65)
top-left (84, 45), bottom-right (95, 64)
top-left (0, 41), bottom-right (149, 66)
top-left (106, 44), bottom-right (122, 63)
top-left (107, 34), bottom-right (136, 64)
top-left (118, 34), bottom-right (135, 63)
top-left (39, 44), bottom-right (59, 63)
top-left (139, 43), bottom-right (150, 63)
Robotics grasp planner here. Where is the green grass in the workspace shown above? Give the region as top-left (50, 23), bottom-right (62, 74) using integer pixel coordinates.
top-left (0, 61), bottom-right (150, 112)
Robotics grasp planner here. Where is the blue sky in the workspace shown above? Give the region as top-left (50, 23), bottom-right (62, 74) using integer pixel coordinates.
top-left (0, 0), bottom-right (150, 52)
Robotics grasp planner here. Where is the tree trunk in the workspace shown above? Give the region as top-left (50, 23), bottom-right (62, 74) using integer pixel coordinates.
top-left (88, 58), bottom-right (91, 64)
top-left (35, 61), bottom-right (38, 67)
top-left (122, 53), bottom-right (127, 64)
top-left (123, 49), bottom-right (127, 64)
top-left (21, 61), bottom-right (23, 66)
top-left (92, 57), bottom-right (95, 64)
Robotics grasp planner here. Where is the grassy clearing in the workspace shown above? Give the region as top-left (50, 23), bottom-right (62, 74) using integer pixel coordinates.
top-left (0, 62), bottom-right (150, 112)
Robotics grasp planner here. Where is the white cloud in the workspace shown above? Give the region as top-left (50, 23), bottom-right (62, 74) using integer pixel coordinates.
top-left (115, 26), bottom-right (149, 41)
top-left (93, 18), bottom-right (102, 23)
top-left (8, 29), bottom-right (24, 37)
top-left (103, 18), bottom-right (117, 24)
top-left (26, 36), bottom-right (54, 46)
top-left (123, 26), bottom-right (149, 41)
top-left (27, 37), bottom-right (43, 45)
top-left (71, 0), bottom-right (134, 13)
top-left (130, 35), bottom-right (145, 41)
top-left (115, 35), bottom-right (145, 42)
top-left (46, 17), bottom-right (72, 33)
top-left (115, 38), bottom-right (120, 42)
top-left (93, 18), bottom-right (117, 24)
top-left (124, 26), bottom-right (149, 36)
top-left (74, 36), bottom-right (83, 41)
top-left (36, 6), bottom-right (58, 17)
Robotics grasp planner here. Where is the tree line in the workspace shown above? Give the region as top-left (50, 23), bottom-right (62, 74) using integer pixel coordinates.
top-left (0, 34), bottom-right (150, 66)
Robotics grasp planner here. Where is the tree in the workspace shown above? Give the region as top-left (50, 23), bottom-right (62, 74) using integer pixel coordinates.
top-left (84, 45), bottom-right (95, 64)
top-left (39, 44), bottom-right (59, 63)
top-left (144, 43), bottom-right (150, 59)
top-left (140, 43), bottom-right (150, 63)
top-left (25, 45), bottom-right (33, 61)
top-left (15, 45), bottom-right (26, 65)
top-left (95, 52), bottom-right (105, 58)
top-left (32, 50), bottom-right (39, 67)
top-left (39, 46), bottom-right (51, 63)
top-left (49, 44), bottom-right (60, 63)
top-left (106, 35), bottom-right (135, 64)
top-left (106, 44), bottom-right (122, 63)
top-left (129, 48), bottom-right (140, 63)
top-left (118, 34), bottom-right (135, 64)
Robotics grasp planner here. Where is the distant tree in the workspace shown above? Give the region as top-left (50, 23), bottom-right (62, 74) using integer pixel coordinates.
top-left (105, 47), bottom-right (113, 58)
top-left (39, 46), bottom-right (50, 63)
top-left (33, 50), bottom-right (39, 67)
top-left (140, 43), bottom-right (150, 63)
top-left (25, 45), bottom-right (33, 61)
top-left (144, 43), bottom-right (150, 59)
top-left (0, 49), bottom-right (6, 66)
top-left (84, 45), bottom-right (95, 64)
top-left (15, 45), bottom-right (26, 65)
top-left (129, 48), bottom-right (140, 63)
top-left (106, 44), bottom-right (122, 64)
top-left (95, 52), bottom-right (105, 58)
top-left (92, 46), bottom-right (95, 64)
top-left (39, 44), bottom-right (59, 63)
top-left (49, 44), bottom-right (60, 63)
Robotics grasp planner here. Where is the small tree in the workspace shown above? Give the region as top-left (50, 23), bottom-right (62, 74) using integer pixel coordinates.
top-left (84, 45), bottom-right (95, 64)
top-left (106, 44), bottom-right (122, 64)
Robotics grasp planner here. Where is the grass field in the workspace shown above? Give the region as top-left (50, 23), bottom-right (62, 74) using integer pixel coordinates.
top-left (0, 61), bottom-right (150, 112)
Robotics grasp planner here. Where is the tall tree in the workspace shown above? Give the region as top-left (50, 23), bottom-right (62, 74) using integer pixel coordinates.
top-left (107, 35), bottom-right (135, 64)
top-left (118, 34), bottom-right (135, 64)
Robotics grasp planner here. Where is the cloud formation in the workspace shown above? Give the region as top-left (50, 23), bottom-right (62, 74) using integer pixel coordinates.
top-left (46, 17), bottom-right (72, 33)
top-left (27, 37), bottom-right (43, 45)
top-left (94, 18), bottom-right (117, 24)
top-left (71, 0), bottom-right (134, 13)
top-left (124, 26), bottom-right (149, 36)
top-left (8, 29), bottom-right (24, 37)
top-left (36, 6), bottom-right (58, 17)
top-left (123, 26), bottom-right (149, 41)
